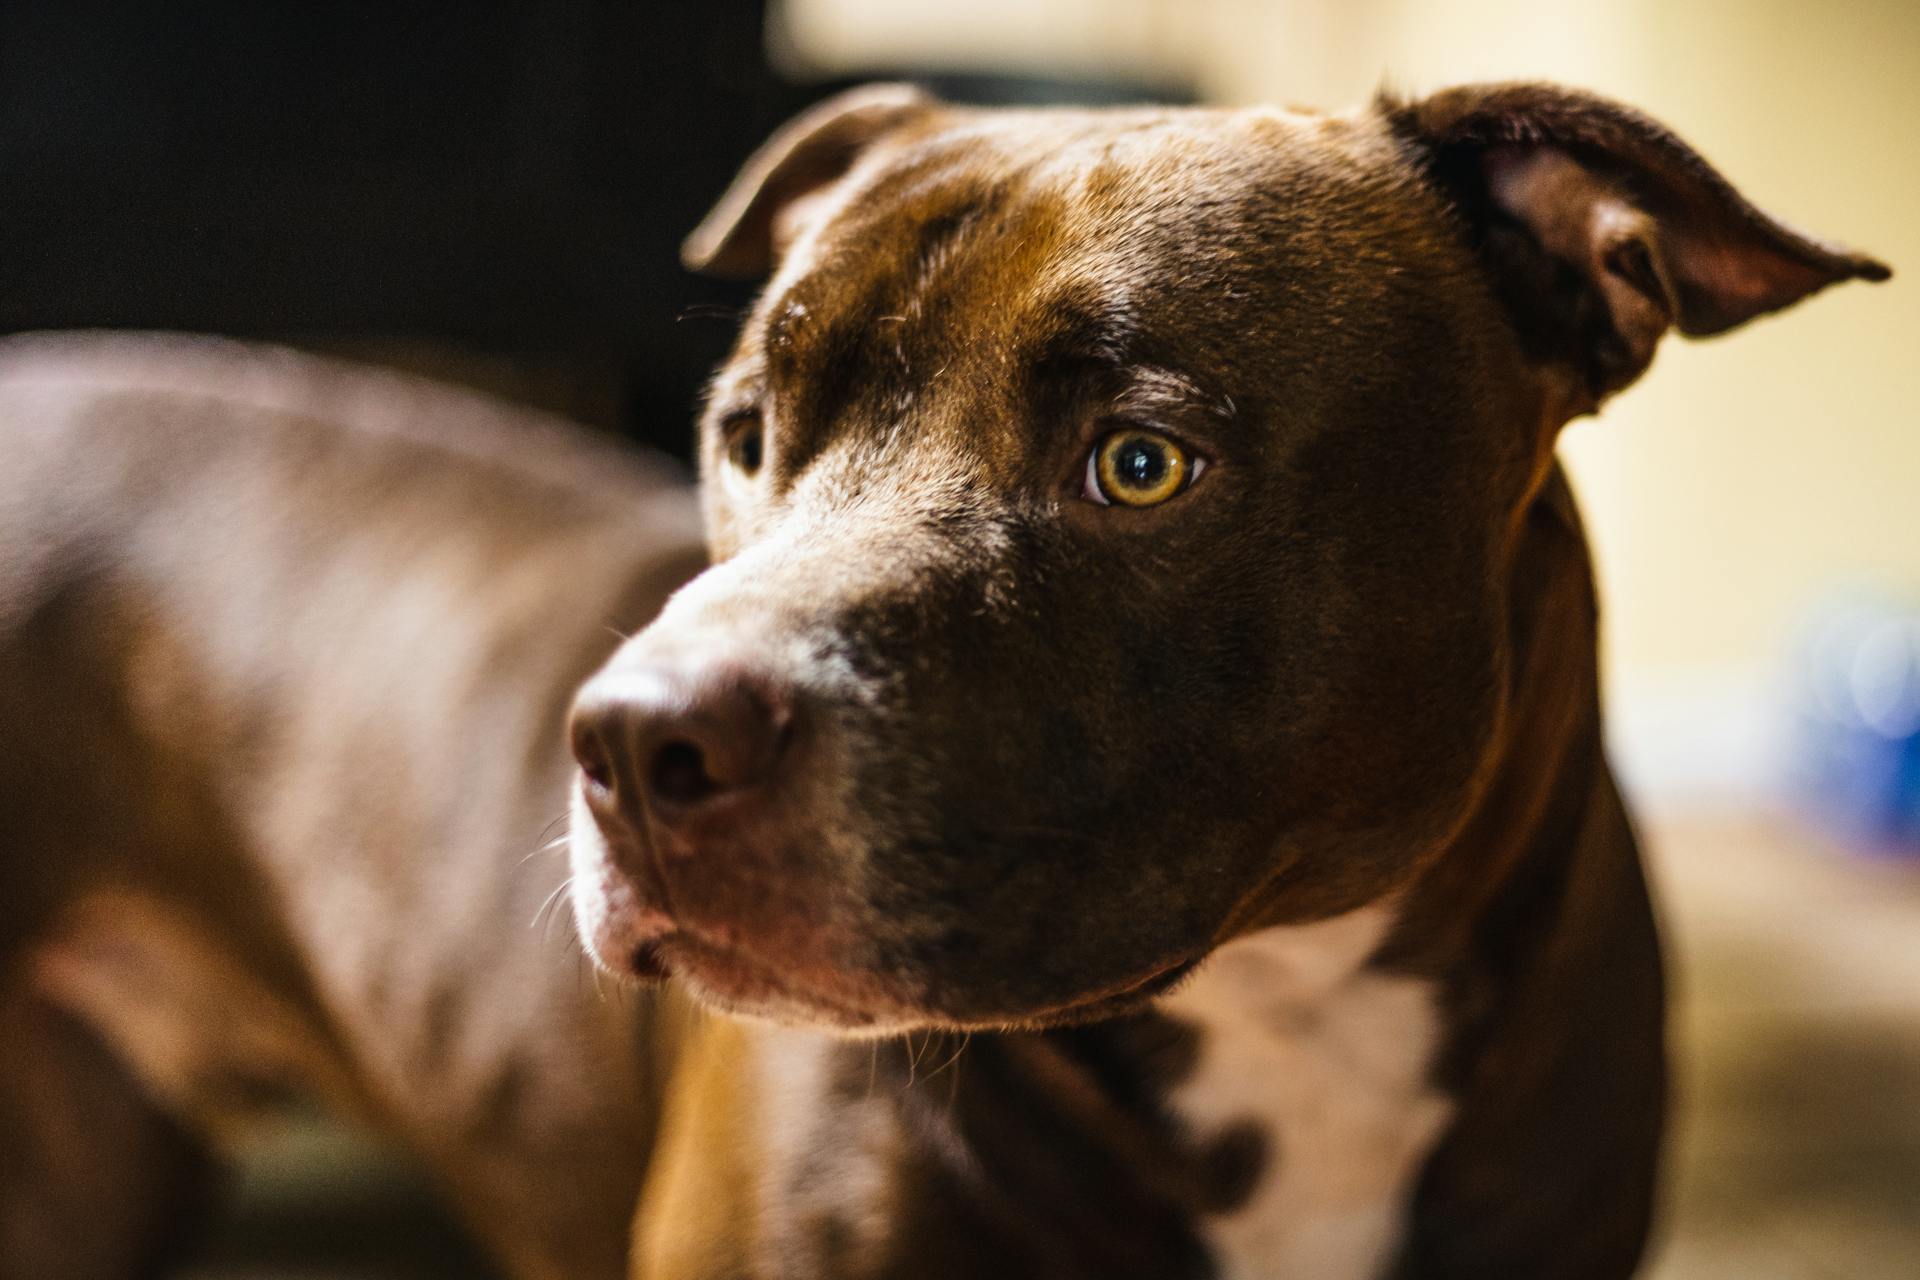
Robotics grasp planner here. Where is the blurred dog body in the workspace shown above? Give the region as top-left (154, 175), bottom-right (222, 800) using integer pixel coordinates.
top-left (0, 333), bottom-right (705, 1279)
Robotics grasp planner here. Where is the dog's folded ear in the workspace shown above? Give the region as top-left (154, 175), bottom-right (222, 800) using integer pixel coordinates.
top-left (683, 83), bottom-right (936, 280)
top-left (1387, 82), bottom-right (1890, 418)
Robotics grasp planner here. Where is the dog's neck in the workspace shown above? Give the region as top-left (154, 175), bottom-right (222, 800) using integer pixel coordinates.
top-left (1129, 466), bottom-right (1614, 1279)
top-left (1376, 462), bottom-right (1609, 977)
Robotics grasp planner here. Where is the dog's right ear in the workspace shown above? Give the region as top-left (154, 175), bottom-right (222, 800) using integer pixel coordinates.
top-left (683, 83), bottom-right (936, 280)
top-left (1386, 82), bottom-right (1890, 422)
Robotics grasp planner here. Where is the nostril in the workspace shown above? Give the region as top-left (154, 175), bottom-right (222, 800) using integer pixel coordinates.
top-left (650, 740), bottom-right (719, 807)
top-left (572, 722), bottom-right (616, 794)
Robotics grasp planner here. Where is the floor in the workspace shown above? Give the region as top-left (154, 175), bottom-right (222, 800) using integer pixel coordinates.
top-left (180, 809), bottom-right (1920, 1278)
top-left (1642, 810), bottom-right (1920, 1279)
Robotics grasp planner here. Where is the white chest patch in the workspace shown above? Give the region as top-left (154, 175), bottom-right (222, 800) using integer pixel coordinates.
top-left (1160, 904), bottom-right (1453, 1280)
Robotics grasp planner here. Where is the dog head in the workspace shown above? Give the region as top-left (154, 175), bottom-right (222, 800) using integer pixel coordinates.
top-left (567, 82), bottom-right (1884, 1032)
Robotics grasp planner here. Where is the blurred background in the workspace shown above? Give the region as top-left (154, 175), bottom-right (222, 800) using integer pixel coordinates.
top-left (4, 1), bottom-right (1914, 1276)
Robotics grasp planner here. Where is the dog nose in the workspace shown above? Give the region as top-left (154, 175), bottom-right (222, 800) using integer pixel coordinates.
top-left (570, 664), bottom-right (793, 826)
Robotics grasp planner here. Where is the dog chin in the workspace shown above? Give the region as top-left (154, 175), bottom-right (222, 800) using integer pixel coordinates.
top-left (673, 970), bottom-right (923, 1038)
top-left (633, 930), bottom-right (942, 1036)
top-left (574, 909), bottom-right (1129, 1038)
top-left (660, 930), bottom-right (1203, 1039)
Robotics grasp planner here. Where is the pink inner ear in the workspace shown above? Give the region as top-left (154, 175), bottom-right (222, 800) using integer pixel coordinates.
top-left (1485, 144), bottom-right (1861, 337)
top-left (1484, 145), bottom-right (1607, 264)
top-left (1481, 144), bottom-right (1678, 398)
top-left (1481, 145), bottom-right (1533, 204)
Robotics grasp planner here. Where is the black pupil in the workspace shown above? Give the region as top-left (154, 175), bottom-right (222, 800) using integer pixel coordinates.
top-left (1115, 437), bottom-right (1168, 488)
top-left (735, 427), bottom-right (763, 472)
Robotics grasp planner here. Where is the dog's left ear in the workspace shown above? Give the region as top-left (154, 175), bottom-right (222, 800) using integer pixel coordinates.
top-left (1387, 82), bottom-right (1890, 420)
top-left (684, 83), bottom-right (937, 280)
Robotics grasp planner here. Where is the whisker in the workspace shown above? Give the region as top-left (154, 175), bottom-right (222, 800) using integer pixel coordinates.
top-left (519, 832), bottom-right (574, 866)
top-left (942, 1032), bottom-right (972, 1108)
top-left (928, 1031), bottom-right (971, 1081)
top-left (904, 1030), bottom-right (934, 1089)
top-left (521, 811), bottom-right (573, 864)
top-left (543, 893), bottom-right (580, 946)
top-left (531, 875), bottom-right (577, 933)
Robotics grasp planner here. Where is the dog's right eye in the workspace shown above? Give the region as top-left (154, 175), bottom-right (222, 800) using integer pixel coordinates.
top-left (722, 411), bottom-right (765, 476)
top-left (1084, 427), bottom-right (1202, 508)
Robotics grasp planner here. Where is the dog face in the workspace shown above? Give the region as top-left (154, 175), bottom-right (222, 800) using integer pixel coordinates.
top-left (567, 84), bottom-right (1883, 1032)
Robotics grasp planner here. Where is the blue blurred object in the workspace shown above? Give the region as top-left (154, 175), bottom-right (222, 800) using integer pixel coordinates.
top-left (1791, 596), bottom-right (1920, 855)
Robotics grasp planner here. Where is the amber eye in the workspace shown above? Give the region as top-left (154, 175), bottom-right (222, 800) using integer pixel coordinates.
top-left (722, 411), bottom-right (764, 475)
top-left (1085, 428), bottom-right (1196, 508)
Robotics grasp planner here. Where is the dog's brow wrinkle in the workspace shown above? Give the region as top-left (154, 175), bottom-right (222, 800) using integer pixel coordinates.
top-left (1116, 366), bottom-right (1236, 423)
top-left (1025, 293), bottom-right (1147, 371)
top-left (905, 205), bottom-right (984, 310)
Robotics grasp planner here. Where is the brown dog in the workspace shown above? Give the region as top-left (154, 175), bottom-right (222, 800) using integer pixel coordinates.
top-left (570, 82), bottom-right (1887, 1279)
top-left (0, 339), bottom-right (706, 1278)
top-left (0, 81), bottom-right (1887, 1279)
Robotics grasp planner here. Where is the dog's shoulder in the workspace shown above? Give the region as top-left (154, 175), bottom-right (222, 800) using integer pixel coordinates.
top-left (0, 330), bottom-right (682, 509)
top-left (0, 332), bottom-right (703, 648)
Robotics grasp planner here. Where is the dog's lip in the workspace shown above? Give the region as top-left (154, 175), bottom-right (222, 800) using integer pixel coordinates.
top-left (652, 928), bottom-right (905, 1025)
top-left (1001, 951), bottom-right (1202, 1025)
top-left (645, 919), bottom-right (1202, 1031)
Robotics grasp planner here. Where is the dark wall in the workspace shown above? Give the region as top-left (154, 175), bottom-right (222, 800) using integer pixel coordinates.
top-left (0, 1), bottom-right (809, 458)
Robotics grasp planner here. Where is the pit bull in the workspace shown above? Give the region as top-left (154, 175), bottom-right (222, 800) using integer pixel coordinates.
top-left (0, 81), bottom-right (1887, 1280)
top-left (573, 81), bottom-right (1887, 1279)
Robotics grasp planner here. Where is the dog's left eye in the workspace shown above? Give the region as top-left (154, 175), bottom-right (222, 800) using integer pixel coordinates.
top-left (1083, 428), bottom-right (1202, 508)
top-left (722, 410), bottom-right (765, 476)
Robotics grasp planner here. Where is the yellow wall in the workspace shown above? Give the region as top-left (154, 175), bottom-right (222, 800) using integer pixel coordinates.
top-left (779, 0), bottom-right (1917, 703)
